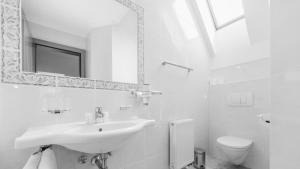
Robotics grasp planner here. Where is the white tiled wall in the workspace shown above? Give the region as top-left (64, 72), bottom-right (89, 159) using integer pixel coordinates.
top-left (208, 59), bottom-right (270, 169)
top-left (271, 1), bottom-right (300, 168)
top-left (0, 0), bottom-right (211, 168)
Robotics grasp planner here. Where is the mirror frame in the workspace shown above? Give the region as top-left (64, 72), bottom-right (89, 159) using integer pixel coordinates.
top-left (0, 0), bottom-right (144, 90)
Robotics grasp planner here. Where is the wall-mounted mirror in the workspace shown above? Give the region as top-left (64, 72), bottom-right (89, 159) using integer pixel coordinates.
top-left (18, 0), bottom-right (142, 87)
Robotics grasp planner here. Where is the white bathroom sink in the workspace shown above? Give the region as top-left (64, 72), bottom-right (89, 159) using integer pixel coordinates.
top-left (15, 119), bottom-right (155, 153)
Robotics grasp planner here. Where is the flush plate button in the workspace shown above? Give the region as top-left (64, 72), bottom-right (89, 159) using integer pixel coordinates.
top-left (227, 92), bottom-right (254, 107)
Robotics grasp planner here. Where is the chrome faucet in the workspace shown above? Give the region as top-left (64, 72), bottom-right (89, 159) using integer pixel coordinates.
top-left (95, 107), bottom-right (104, 123)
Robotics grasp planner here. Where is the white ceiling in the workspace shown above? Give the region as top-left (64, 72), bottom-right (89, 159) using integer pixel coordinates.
top-left (22, 0), bottom-right (135, 37)
top-left (242, 0), bottom-right (269, 44)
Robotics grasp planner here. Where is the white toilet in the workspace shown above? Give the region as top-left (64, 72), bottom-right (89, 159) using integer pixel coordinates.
top-left (217, 136), bottom-right (253, 165)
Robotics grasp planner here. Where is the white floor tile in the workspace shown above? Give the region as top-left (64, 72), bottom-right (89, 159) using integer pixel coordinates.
top-left (184, 156), bottom-right (250, 169)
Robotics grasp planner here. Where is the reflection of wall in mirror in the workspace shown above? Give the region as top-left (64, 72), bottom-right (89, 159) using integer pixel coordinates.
top-left (87, 26), bottom-right (113, 81)
top-left (22, 13), bottom-right (34, 72)
top-left (112, 11), bottom-right (137, 84)
top-left (87, 11), bottom-right (137, 83)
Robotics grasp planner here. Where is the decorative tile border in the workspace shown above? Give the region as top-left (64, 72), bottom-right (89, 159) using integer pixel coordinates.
top-left (2, 0), bottom-right (20, 9)
top-left (57, 76), bottom-right (95, 89)
top-left (95, 80), bottom-right (138, 91)
top-left (2, 6), bottom-right (20, 50)
top-left (0, 0), bottom-right (144, 91)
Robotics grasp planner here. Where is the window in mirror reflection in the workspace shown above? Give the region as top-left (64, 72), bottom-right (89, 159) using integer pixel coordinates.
top-left (21, 0), bottom-right (138, 84)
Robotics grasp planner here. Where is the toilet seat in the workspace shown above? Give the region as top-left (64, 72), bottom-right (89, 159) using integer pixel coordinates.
top-left (217, 136), bottom-right (252, 149)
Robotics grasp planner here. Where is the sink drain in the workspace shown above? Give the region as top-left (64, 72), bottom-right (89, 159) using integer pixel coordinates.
top-left (98, 128), bottom-right (103, 132)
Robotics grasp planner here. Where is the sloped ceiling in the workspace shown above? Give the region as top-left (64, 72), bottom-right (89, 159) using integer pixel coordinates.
top-left (242, 0), bottom-right (270, 44)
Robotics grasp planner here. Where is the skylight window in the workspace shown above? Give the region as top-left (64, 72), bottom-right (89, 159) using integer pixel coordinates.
top-left (173, 0), bottom-right (199, 40)
top-left (207, 0), bottom-right (245, 30)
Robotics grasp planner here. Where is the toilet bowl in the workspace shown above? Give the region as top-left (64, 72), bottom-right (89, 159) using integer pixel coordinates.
top-left (217, 136), bottom-right (253, 165)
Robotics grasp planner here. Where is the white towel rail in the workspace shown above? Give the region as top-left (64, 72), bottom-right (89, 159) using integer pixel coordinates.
top-left (162, 61), bottom-right (193, 72)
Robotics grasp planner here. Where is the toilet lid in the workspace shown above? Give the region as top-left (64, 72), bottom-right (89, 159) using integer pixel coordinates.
top-left (217, 136), bottom-right (252, 149)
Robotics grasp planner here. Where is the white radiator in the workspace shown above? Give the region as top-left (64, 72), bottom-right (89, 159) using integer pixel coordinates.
top-left (169, 119), bottom-right (194, 169)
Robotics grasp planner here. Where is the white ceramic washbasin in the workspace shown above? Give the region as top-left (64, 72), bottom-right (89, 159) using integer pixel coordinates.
top-left (15, 119), bottom-right (155, 153)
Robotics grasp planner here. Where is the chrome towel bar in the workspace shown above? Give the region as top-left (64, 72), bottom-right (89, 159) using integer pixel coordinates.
top-left (162, 61), bottom-right (193, 72)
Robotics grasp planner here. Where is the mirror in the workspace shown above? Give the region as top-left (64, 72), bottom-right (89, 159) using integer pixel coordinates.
top-left (21, 0), bottom-right (138, 84)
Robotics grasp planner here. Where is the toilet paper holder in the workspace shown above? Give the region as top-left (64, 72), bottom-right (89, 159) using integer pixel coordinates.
top-left (257, 113), bottom-right (271, 124)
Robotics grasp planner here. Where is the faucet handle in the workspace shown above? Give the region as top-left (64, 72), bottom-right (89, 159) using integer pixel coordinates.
top-left (95, 107), bottom-right (104, 123)
top-left (95, 106), bottom-right (102, 113)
